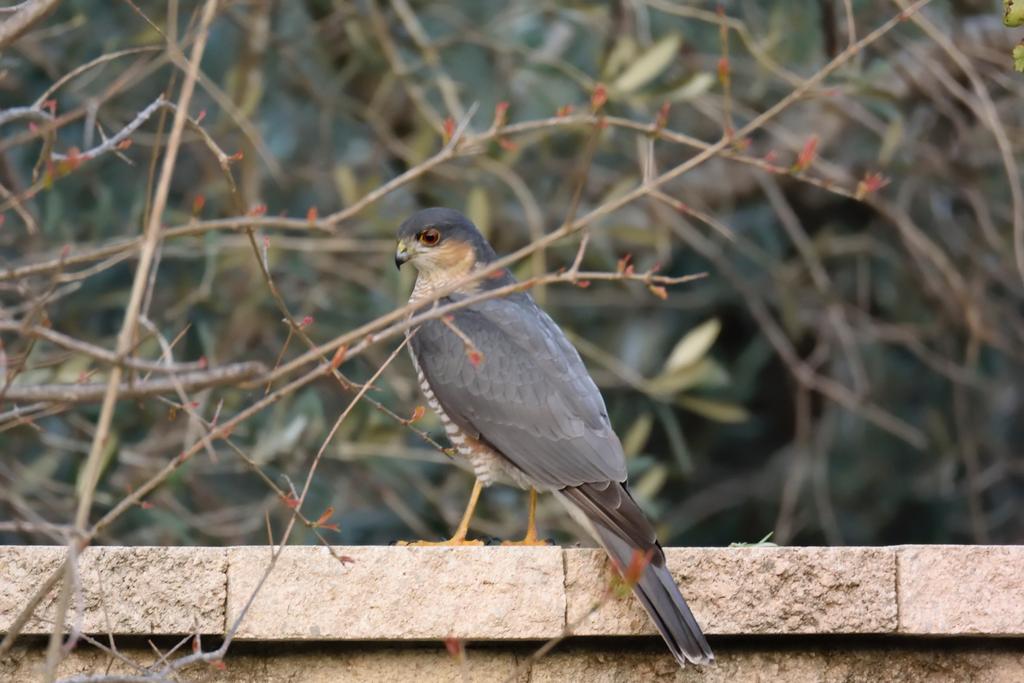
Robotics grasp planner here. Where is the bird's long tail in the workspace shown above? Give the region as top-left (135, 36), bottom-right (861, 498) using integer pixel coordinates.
top-left (557, 485), bottom-right (713, 667)
top-left (591, 524), bottom-right (713, 666)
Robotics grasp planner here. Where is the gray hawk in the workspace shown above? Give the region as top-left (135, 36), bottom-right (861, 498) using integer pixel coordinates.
top-left (394, 207), bottom-right (713, 666)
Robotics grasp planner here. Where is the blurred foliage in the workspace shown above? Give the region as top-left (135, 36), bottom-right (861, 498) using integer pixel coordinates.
top-left (1, 0), bottom-right (1022, 550)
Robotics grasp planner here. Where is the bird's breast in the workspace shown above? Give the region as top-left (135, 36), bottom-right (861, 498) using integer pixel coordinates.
top-left (406, 339), bottom-right (530, 490)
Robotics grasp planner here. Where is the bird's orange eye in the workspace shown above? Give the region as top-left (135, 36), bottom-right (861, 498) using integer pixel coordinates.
top-left (418, 228), bottom-right (441, 246)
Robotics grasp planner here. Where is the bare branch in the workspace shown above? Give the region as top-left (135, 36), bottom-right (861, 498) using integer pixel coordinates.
top-left (0, 0), bottom-right (60, 51)
top-left (0, 320), bottom-right (208, 374)
top-left (0, 362), bottom-right (265, 402)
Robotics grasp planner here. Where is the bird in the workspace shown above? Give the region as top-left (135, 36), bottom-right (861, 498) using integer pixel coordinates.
top-left (393, 207), bottom-right (713, 667)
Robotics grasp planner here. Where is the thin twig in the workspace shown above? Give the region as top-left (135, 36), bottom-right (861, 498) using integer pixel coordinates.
top-left (0, 362), bottom-right (264, 402)
top-left (0, 320), bottom-right (209, 374)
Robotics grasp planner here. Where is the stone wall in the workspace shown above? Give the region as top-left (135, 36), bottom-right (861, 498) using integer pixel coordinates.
top-left (2, 545), bottom-right (1022, 681)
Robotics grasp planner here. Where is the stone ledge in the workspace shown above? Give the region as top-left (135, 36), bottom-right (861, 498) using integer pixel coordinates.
top-left (1, 545), bottom-right (1022, 639)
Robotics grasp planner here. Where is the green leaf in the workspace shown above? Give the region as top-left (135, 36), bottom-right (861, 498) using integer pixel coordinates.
top-left (878, 116), bottom-right (903, 166)
top-left (465, 186), bottom-right (491, 239)
top-left (333, 164), bottom-right (359, 207)
top-left (663, 318), bottom-right (721, 372)
top-left (603, 36), bottom-right (638, 81)
top-left (676, 395), bottom-right (749, 423)
top-left (1005, 1), bottom-right (1024, 27)
top-left (646, 357), bottom-right (727, 397)
top-left (633, 463), bottom-right (668, 500)
top-left (654, 402), bottom-right (692, 474)
top-left (646, 363), bottom-right (704, 397)
top-left (621, 412), bottom-right (654, 458)
top-left (612, 34), bottom-right (682, 94)
top-left (55, 355), bottom-right (92, 383)
top-left (409, 123), bottom-right (436, 164)
top-left (1014, 42), bottom-right (1024, 72)
top-left (729, 531), bottom-right (778, 548)
top-left (253, 415), bottom-right (309, 463)
top-left (666, 72), bottom-right (715, 101)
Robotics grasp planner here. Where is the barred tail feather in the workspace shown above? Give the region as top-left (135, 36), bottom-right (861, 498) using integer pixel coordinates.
top-left (592, 524), bottom-right (714, 666)
top-left (555, 488), bottom-right (714, 667)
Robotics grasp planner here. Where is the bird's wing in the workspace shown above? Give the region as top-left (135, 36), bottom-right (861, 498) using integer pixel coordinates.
top-left (409, 293), bottom-right (628, 489)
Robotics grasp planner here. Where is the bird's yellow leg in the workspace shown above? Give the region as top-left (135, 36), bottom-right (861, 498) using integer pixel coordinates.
top-left (502, 488), bottom-right (553, 546)
top-left (398, 479), bottom-right (484, 546)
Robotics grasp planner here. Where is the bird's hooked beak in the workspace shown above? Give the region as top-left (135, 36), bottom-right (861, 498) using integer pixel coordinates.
top-left (395, 240), bottom-right (412, 269)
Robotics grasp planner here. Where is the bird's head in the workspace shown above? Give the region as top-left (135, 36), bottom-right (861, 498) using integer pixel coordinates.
top-left (394, 208), bottom-right (497, 281)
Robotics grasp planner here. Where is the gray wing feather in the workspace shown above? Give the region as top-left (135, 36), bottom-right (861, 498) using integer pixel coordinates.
top-left (410, 294), bottom-right (627, 489)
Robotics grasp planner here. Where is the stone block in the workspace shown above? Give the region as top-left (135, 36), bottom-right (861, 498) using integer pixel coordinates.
top-left (226, 545), bottom-right (565, 640)
top-left (564, 546), bottom-right (897, 635)
top-left (0, 545), bottom-right (226, 635)
top-left (898, 545), bottom-right (1024, 635)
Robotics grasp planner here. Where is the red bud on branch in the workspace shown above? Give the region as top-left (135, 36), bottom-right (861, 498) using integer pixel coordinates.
top-left (330, 344), bottom-right (348, 370)
top-left (622, 548), bottom-right (655, 587)
top-left (617, 254), bottom-right (635, 276)
top-left (493, 101), bottom-right (509, 128)
top-left (655, 102), bottom-right (671, 132)
top-left (856, 171), bottom-right (890, 200)
top-left (717, 57), bottom-right (730, 86)
top-left (315, 506), bottom-right (337, 529)
top-left (791, 135), bottom-right (819, 173)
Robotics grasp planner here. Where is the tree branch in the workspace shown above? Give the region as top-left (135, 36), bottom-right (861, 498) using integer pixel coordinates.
top-left (0, 0), bottom-right (60, 51)
top-left (0, 361), bottom-right (265, 402)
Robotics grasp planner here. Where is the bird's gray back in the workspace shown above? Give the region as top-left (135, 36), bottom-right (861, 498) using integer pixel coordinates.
top-left (409, 292), bottom-right (628, 489)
